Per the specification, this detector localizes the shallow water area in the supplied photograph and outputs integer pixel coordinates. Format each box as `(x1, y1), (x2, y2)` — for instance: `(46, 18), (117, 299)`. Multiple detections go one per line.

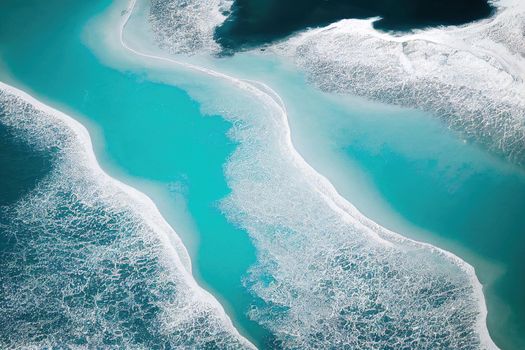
(118, 5), (499, 346)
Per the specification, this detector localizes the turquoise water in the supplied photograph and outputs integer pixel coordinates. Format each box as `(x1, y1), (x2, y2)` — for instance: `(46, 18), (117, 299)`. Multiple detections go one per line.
(0, 0), (269, 346)
(1, 0), (524, 349)
(209, 53), (525, 349)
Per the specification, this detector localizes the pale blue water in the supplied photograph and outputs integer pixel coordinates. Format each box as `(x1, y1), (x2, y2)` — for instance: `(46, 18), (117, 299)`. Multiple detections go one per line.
(0, 0), (524, 349)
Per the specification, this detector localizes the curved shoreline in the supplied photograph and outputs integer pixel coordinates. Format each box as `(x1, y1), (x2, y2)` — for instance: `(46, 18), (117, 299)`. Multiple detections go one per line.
(0, 80), (256, 349)
(119, 0), (498, 348)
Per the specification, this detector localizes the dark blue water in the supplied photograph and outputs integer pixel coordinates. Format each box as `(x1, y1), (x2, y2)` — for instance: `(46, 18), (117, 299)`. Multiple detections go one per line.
(215, 0), (493, 50)
(0, 123), (53, 206)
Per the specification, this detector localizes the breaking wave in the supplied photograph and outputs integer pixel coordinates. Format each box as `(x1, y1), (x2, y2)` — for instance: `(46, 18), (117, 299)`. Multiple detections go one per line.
(0, 82), (254, 349)
(270, 0), (525, 166)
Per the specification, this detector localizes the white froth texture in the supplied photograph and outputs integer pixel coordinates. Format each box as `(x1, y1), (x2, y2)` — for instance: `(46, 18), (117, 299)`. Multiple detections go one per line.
(271, 0), (525, 166)
(221, 101), (493, 349)
(149, 0), (232, 55)
(140, 0), (498, 345)
(0, 86), (253, 349)
(164, 73), (496, 348)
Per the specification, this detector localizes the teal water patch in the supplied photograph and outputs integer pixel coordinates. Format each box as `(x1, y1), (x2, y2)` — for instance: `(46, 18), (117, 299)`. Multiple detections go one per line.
(0, 0), (270, 346)
(0, 122), (53, 206)
(208, 52), (525, 349)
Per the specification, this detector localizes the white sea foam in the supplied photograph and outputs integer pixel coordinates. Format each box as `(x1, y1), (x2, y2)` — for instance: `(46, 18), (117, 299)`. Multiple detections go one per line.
(82, 0), (499, 347)
(149, 0), (232, 54)
(270, 0), (525, 166)
(0, 81), (254, 349)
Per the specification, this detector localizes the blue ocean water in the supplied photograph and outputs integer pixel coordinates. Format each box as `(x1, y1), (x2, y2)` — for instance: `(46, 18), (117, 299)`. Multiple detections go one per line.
(214, 0), (493, 50)
(0, 0), (523, 349)
(0, 123), (53, 206)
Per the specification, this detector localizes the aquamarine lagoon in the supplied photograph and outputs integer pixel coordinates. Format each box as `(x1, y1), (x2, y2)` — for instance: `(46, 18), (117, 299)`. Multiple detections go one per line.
(0, 0), (524, 349)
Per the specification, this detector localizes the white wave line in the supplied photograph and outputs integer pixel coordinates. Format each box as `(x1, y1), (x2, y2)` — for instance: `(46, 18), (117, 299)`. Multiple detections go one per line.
(119, 0), (498, 348)
(0, 80), (257, 349)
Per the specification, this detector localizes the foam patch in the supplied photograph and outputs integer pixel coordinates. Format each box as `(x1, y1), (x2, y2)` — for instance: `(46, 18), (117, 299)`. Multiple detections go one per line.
(149, 0), (232, 54)
(271, 0), (525, 165)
